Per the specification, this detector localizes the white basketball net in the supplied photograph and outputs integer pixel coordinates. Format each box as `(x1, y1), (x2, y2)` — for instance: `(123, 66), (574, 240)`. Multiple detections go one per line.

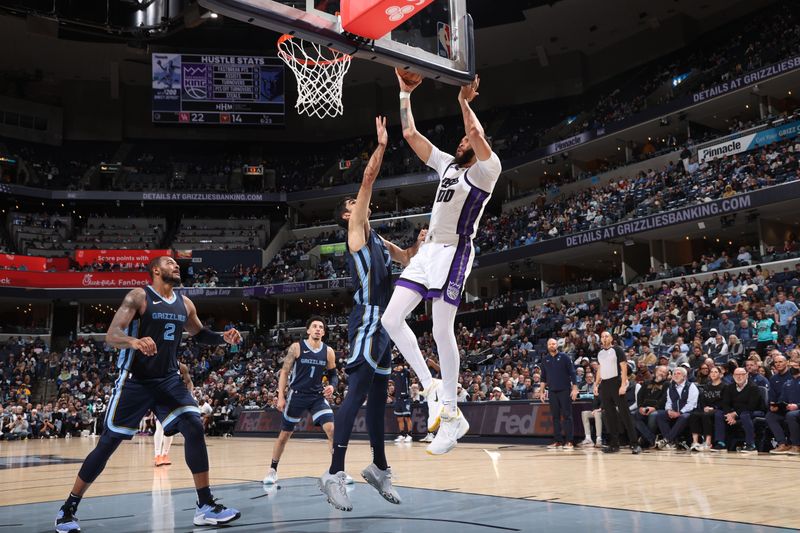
(278, 35), (352, 119)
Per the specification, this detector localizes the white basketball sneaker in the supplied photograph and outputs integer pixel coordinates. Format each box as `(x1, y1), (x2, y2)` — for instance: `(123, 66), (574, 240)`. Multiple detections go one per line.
(262, 468), (278, 485)
(420, 379), (443, 432)
(426, 407), (469, 455)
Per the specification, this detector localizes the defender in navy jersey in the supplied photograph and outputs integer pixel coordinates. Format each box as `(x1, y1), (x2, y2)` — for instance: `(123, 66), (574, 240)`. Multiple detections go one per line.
(392, 363), (413, 442)
(262, 316), (337, 485)
(320, 117), (426, 512)
(55, 256), (241, 533)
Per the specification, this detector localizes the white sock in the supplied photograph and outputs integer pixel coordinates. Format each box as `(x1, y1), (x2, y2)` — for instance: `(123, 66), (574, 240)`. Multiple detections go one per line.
(432, 298), (459, 407)
(162, 435), (173, 456)
(381, 286), (433, 390)
(153, 421), (164, 457)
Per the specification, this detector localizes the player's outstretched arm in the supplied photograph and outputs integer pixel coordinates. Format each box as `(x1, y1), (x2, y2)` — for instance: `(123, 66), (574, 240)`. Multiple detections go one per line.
(182, 296), (240, 345)
(106, 288), (155, 354)
(396, 68), (434, 163)
(348, 116), (388, 252)
(381, 228), (427, 268)
(458, 75), (492, 162)
(277, 343), (300, 411)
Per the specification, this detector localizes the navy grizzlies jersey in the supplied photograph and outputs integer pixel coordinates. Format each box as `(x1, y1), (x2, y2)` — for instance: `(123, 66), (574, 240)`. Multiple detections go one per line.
(346, 229), (392, 309)
(118, 286), (187, 379)
(392, 368), (410, 397)
(289, 340), (329, 394)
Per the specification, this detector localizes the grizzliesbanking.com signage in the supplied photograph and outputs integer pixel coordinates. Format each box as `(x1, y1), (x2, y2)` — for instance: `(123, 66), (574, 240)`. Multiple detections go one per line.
(692, 55), (800, 103)
(476, 180), (800, 268)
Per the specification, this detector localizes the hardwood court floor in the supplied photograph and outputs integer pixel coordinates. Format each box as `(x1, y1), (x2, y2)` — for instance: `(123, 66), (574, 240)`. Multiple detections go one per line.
(0, 436), (797, 531)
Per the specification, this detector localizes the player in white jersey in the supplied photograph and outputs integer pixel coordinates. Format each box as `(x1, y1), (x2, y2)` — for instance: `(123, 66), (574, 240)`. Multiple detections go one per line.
(381, 70), (502, 455)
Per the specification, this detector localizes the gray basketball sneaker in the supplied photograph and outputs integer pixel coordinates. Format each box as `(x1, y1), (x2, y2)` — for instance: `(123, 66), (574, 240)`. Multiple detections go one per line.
(361, 464), (401, 504)
(319, 471), (353, 511)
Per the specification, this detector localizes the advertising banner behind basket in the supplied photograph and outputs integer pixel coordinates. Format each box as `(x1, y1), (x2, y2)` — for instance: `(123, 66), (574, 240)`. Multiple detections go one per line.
(0, 271), (150, 288)
(74, 249), (172, 267)
(698, 119), (800, 163)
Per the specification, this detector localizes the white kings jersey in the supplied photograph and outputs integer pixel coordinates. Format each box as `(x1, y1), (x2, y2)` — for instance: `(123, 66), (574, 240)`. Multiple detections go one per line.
(426, 146), (502, 241)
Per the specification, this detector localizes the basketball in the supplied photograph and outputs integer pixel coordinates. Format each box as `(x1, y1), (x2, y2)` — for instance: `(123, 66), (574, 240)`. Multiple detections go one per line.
(397, 69), (423, 89)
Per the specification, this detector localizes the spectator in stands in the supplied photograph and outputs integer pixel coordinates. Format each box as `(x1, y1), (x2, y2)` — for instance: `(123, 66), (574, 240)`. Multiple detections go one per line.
(579, 392), (603, 448)
(728, 335), (744, 362)
(689, 365), (725, 451)
(634, 365), (668, 448)
(736, 319), (754, 343)
(713, 367), (763, 453)
(667, 346), (688, 370)
(766, 354), (799, 454)
(745, 358), (770, 389)
(755, 309), (777, 355)
(655, 367), (700, 450)
(774, 292), (799, 339)
(489, 387), (509, 401)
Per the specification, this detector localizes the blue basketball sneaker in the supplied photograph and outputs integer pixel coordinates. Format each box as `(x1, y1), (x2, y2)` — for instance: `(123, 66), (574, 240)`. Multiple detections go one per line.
(54, 504), (80, 533)
(193, 499), (241, 526)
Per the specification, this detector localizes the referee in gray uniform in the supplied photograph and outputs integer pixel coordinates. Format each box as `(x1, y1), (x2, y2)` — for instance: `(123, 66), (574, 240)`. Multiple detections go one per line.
(594, 331), (641, 454)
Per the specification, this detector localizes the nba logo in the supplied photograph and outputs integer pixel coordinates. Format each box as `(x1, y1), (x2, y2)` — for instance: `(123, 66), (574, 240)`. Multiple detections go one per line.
(220, 113), (231, 123)
(437, 22), (451, 59)
(179, 112), (189, 122)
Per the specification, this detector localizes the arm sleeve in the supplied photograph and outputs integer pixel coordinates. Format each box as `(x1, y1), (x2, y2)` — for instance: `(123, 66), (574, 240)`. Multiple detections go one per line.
(539, 362), (548, 383)
(466, 151), (502, 192)
(665, 391), (674, 412)
(425, 146), (456, 179)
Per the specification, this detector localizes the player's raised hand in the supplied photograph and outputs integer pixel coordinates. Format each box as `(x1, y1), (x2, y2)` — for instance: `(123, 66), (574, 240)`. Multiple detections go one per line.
(133, 337), (157, 356)
(223, 328), (242, 345)
(376, 116), (388, 147)
(416, 228), (427, 245)
(396, 68), (422, 92)
(459, 74), (480, 103)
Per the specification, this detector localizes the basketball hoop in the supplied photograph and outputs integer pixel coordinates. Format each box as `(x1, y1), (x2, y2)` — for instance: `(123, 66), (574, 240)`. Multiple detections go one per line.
(277, 34), (352, 119)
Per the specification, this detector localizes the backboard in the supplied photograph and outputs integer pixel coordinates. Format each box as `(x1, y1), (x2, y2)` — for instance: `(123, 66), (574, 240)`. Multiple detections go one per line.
(197, 0), (475, 85)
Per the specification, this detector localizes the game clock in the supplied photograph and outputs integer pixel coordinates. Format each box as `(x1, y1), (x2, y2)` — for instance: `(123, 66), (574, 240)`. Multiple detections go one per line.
(152, 53), (285, 126)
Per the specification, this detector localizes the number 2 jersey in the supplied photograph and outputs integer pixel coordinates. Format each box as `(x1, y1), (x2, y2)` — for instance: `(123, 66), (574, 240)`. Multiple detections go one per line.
(425, 145), (502, 241)
(117, 285), (187, 379)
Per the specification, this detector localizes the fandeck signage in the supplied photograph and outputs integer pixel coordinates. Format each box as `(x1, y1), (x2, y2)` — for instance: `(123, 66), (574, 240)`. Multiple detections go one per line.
(0, 271), (150, 288)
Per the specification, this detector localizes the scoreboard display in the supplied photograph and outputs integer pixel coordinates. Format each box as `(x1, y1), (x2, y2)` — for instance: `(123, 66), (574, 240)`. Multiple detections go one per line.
(152, 53), (285, 125)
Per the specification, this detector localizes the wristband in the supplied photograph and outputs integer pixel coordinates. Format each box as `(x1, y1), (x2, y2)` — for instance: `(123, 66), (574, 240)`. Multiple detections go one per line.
(325, 368), (339, 389)
(399, 91), (410, 100)
(194, 327), (225, 345)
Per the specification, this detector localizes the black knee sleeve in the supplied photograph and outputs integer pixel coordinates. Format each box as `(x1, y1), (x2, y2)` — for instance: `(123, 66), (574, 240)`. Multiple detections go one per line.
(78, 434), (123, 484)
(177, 415), (209, 474)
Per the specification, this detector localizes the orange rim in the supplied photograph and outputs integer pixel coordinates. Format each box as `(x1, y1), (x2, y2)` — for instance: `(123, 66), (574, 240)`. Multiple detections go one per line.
(277, 34), (351, 67)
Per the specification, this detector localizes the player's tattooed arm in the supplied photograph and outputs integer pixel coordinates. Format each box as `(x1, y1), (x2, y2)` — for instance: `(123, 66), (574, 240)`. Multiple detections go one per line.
(457, 74), (492, 161)
(277, 342), (299, 411)
(106, 288), (156, 354)
(396, 68), (434, 163)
